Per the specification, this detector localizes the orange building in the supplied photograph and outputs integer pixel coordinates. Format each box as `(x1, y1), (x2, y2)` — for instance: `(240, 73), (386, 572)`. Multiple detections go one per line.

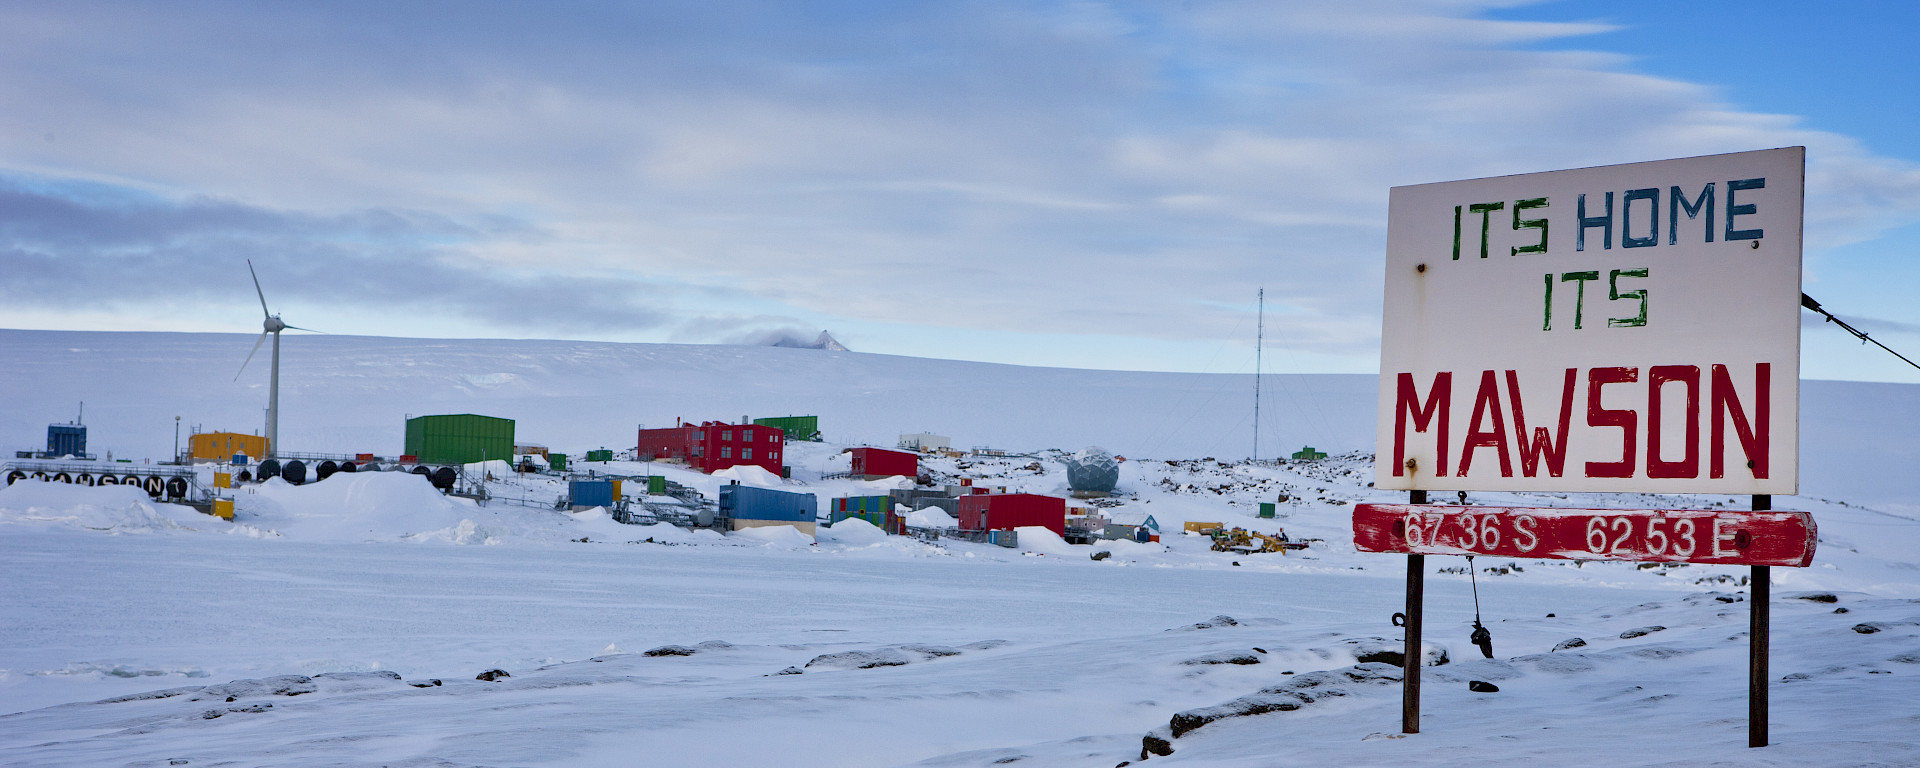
(189, 432), (269, 461)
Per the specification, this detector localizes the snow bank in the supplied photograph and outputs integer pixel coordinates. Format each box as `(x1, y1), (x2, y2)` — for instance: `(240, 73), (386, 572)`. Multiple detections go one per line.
(711, 465), (785, 487)
(240, 473), (482, 543)
(1014, 526), (1080, 556)
(819, 517), (888, 545)
(0, 481), (205, 534)
(730, 524), (816, 548)
(906, 507), (958, 529)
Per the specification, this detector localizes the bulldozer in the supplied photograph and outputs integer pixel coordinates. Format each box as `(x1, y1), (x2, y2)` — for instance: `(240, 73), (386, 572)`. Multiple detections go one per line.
(1208, 526), (1306, 555)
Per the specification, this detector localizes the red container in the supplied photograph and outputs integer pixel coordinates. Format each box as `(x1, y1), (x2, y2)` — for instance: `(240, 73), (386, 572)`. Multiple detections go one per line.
(356, 453), (376, 462)
(398, 455), (419, 464)
(849, 447), (918, 478)
(958, 493), (1066, 536)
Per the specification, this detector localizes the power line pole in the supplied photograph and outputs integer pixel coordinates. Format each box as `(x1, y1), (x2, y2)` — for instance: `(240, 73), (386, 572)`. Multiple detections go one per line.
(1254, 287), (1264, 462)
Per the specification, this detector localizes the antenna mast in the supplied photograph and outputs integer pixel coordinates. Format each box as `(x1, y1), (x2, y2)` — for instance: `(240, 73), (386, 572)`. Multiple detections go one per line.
(1254, 288), (1263, 462)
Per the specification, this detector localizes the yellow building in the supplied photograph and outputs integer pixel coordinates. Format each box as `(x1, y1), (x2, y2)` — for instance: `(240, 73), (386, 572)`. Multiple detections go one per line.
(189, 432), (269, 461)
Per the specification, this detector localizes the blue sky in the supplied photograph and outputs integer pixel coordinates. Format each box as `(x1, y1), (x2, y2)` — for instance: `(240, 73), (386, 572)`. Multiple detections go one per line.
(0, 0), (1916, 382)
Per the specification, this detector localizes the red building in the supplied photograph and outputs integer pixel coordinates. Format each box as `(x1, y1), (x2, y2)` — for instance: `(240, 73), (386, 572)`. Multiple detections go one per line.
(637, 421), (784, 475)
(849, 447), (918, 479)
(957, 493), (1066, 536)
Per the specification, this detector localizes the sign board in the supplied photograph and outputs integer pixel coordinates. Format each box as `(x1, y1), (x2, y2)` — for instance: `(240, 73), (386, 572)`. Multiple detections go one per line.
(1375, 148), (1803, 494)
(1352, 503), (1816, 567)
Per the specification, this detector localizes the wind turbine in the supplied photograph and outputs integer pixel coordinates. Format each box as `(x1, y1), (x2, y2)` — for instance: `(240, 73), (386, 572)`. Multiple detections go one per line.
(234, 260), (318, 458)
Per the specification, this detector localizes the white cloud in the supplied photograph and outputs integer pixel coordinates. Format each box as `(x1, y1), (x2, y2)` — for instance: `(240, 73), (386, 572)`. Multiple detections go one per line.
(0, 0), (1916, 373)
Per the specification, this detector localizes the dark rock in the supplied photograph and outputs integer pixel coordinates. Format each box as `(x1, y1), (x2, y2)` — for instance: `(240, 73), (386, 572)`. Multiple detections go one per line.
(1181, 651), (1262, 666)
(901, 644), (964, 659)
(1795, 592), (1839, 603)
(96, 687), (205, 704)
(1468, 680), (1500, 692)
(408, 679), (442, 688)
(1172, 616), (1240, 631)
(316, 670), (402, 681)
(806, 649), (911, 669)
(1553, 638), (1587, 651)
(1853, 623), (1886, 635)
(1620, 626), (1667, 639)
(773, 666), (804, 675)
(1252, 647), (1267, 654)
(1091, 550), (1113, 561)
(476, 669), (511, 681)
(1141, 733), (1174, 759)
(1835, 607), (1851, 614)
(187, 675), (314, 702)
(644, 645), (697, 657)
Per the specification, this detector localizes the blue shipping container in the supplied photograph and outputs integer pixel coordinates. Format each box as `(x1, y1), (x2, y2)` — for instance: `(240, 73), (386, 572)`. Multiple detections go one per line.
(570, 480), (614, 508)
(47, 425), (85, 457)
(721, 485), (817, 522)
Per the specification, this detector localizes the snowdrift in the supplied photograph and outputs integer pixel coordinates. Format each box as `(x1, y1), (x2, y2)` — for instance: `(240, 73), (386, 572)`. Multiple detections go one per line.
(0, 481), (205, 534)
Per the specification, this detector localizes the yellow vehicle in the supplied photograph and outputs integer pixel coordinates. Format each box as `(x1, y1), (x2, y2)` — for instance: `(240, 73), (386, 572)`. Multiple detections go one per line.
(1209, 526), (1305, 554)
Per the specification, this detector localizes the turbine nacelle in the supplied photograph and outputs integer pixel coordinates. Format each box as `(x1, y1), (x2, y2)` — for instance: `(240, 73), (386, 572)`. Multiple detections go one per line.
(264, 315), (287, 334)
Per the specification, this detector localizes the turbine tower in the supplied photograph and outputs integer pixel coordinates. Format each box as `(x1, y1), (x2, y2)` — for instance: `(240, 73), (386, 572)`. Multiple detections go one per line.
(235, 260), (315, 458)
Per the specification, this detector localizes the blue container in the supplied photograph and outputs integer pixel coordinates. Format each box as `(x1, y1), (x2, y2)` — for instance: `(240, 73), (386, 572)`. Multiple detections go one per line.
(721, 485), (817, 522)
(570, 480), (615, 508)
(47, 424), (86, 457)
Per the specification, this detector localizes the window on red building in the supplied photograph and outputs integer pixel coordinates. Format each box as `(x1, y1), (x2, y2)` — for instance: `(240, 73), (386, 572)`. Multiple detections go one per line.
(722, 446), (732, 459)
(723, 430), (732, 441)
(744, 448), (753, 460)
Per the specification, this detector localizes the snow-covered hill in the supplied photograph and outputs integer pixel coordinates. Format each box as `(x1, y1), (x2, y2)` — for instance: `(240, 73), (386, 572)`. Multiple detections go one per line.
(1, 329), (1913, 509)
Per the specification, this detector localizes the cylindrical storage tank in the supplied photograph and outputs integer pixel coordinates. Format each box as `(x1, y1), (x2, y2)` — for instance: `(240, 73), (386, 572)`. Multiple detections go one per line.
(237, 469), (253, 482)
(359, 463), (380, 473)
(430, 467), (457, 491)
(317, 460), (339, 481)
(76, 473), (94, 486)
(53, 472), (73, 484)
(31, 472), (49, 482)
(97, 474), (118, 486)
(281, 460), (307, 485)
(165, 477), (188, 499)
(410, 465), (432, 478)
(339, 462), (358, 474)
(123, 474), (142, 487)
(143, 476), (165, 497)
(257, 459), (282, 482)
(5, 470), (24, 485)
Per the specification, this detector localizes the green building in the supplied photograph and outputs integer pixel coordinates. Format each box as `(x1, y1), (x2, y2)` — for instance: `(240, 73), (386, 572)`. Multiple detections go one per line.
(405, 414), (515, 465)
(753, 415), (821, 441)
(1291, 445), (1328, 461)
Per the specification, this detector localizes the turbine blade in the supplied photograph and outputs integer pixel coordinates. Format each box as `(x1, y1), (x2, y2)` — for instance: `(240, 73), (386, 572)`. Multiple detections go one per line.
(247, 259), (271, 318)
(235, 331), (269, 381)
(281, 324), (326, 334)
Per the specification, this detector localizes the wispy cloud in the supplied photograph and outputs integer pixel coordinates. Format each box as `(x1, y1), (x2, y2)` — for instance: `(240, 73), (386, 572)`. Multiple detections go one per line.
(0, 0), (1915, 370)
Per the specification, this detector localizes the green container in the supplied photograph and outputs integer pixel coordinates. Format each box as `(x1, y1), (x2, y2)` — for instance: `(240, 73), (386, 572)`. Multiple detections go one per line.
(548, 453), (567, 471)
(1258, 502), (1276, 518)
(404, 414), (515, 465)
(647, 475), (666, 494)
(752, 415), (820, 441)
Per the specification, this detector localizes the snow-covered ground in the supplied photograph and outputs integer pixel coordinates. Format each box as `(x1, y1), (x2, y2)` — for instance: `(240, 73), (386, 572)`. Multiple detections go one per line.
(1, 330), (1917, 766)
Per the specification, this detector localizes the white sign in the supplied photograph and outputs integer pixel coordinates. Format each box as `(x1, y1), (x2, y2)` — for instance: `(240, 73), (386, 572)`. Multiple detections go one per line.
(1375, 148), (1802, 494)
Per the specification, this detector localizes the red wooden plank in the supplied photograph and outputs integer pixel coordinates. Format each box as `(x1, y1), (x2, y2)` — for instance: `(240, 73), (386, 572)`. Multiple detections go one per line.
(1353, 504), (1816, 567)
